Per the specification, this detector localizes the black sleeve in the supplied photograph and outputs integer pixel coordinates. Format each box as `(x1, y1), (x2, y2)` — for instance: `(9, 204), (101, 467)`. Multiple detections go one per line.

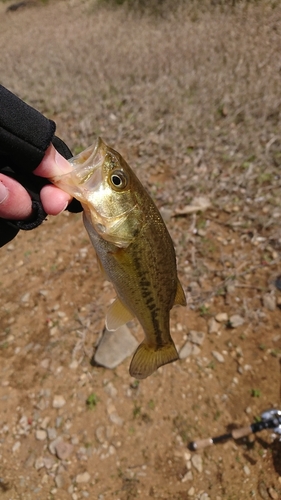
(0, 85), (56, 173)
(0, 85), (82, 248)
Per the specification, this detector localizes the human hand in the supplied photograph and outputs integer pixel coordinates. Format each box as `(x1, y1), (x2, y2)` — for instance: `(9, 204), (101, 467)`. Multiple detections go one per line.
(0, 144), (73, 220)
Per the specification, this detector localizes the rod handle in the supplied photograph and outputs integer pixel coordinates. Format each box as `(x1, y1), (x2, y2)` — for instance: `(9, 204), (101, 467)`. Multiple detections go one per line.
(189, 438), (213, 451)
(232, 425), (252, 440)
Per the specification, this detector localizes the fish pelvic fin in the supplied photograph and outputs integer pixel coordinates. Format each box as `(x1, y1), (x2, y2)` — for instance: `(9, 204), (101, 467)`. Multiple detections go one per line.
(129, 341), (179, 380)
(174, 278), (186, 306)
(106, 297), (135, 331)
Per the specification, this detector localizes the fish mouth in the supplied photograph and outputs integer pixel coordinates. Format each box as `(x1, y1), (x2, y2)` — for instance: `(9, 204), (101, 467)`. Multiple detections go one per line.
(50, 137), (106, 201)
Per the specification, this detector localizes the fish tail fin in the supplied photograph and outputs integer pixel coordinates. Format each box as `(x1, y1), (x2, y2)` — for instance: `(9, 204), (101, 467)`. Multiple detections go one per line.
(129, 341), (179, 380)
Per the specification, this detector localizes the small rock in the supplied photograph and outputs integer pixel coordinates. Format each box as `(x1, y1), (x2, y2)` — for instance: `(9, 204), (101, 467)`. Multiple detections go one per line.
(50, 326), (58, 336)
(55, 474), (64, 488)
(77, 446), (87, 461)
(108, 445), (116, 455)
(175, 196), (211, 215)
(41, 474), (49, 485)
(106, 426), (114, 440)
(36, 399), (46, 411)
(36, 429), (47, 441)
(44, 457), (55, 469)
(191, 454), (203, 473)
(229, 315), (244, 328)
(12, 441), (21, 453)
(226, 282), (236, 295)
(69, 359), (79, 369)
(181, 471), (193, 483)
(215, 312), (228, 322)
(258, 481), (269, 500)
(21, 292), (30, 303)
(40, 417), (50, 429)
(96, 426), (106, 444)
(40, 359), (50, 369)
(76, 471), (91, 483)
(107, 402), (124, 426)
(34, 457), (45, 471)
(71, 435), (79, 445)
(188, 330), (205, 346)
(179, 341), (193, 359)
(25, 453), (35, 468)
(188, 281), (201, 297)
(199, 494), (210, 500)
(104, 382), (117, 398)
(243, 465), (250, 476)
(192, 345), (201, 356)
(56, 417), (63, 428)
(208, 317), (220, 334)
(49, 436), (63, 455)
(262, 293), (276, 312)
(55, 440), (73, 460)
(109, 412), (124, 426)
(187, 486), (195, 496)
(159, 207), (173, 223)
(52, 395), (66, 409)
(47, 428), (57, 441)
(268, 487), (278, 500)
(212, 351), (225, 363)
(94, 326), (138, 369)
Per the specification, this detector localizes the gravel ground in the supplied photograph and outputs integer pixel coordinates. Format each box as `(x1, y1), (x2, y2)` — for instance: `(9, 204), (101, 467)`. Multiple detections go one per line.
(0, 1), (281, 499)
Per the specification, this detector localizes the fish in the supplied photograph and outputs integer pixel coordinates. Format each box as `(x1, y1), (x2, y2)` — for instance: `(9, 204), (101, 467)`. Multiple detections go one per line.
(50, 138), (186, 379)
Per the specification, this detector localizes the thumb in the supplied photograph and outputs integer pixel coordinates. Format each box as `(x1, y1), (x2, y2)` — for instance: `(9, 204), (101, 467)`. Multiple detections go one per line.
(34, 144), (73, 179)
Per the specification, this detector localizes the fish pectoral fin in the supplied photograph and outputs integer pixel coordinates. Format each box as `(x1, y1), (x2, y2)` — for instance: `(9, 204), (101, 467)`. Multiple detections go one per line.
(105, 297), (135, 331)
(174, 278), (186, 306)
(129, 341), (179, 380)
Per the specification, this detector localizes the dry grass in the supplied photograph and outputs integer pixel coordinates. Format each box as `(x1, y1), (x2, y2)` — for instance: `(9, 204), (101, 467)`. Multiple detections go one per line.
(1, 0), (280, 250)
(2, 0), (281, 161)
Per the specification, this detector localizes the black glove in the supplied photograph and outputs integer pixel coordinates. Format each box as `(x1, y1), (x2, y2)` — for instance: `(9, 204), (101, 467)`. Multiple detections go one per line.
(0, 85), (82, 247)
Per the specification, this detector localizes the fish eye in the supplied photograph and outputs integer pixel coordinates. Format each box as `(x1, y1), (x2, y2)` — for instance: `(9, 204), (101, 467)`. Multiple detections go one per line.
(110, 170), (127, 189)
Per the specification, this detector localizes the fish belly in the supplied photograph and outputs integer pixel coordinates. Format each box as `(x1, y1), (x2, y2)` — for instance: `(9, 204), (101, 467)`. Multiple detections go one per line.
(83, 211), (179, 378)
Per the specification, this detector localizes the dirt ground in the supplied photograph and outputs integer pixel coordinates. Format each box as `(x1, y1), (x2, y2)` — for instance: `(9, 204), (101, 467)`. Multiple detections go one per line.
(1, 1), (281, 499)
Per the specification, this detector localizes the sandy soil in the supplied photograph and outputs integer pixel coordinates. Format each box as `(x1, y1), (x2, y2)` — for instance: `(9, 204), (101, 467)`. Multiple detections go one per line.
(0, 1), (281, 499)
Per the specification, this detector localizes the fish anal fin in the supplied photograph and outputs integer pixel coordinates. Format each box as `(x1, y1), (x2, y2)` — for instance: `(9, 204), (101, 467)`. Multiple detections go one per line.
(174, 278), (186, 306)
(106, 297), (135, 331)
(129, 341), (179, 380)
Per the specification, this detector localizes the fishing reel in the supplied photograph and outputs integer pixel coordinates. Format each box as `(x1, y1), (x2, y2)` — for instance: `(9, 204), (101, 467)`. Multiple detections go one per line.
(260, 408), (281, 435)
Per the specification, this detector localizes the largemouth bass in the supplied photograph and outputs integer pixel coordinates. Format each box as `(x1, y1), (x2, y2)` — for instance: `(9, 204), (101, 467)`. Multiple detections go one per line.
(50, 138), (186, 379)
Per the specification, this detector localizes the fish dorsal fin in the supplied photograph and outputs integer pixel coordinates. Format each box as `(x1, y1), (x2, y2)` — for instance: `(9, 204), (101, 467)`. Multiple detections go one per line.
(129, 341), (179, 380)
(174, 278), (186, 306)
(106, 297), (135, 331)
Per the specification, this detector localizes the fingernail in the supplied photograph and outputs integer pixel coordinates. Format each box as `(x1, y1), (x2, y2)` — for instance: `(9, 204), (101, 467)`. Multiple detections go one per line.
(55, 151), (71, 174)
(0, 181), (8, 204)
(57, 201), (69, 215)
